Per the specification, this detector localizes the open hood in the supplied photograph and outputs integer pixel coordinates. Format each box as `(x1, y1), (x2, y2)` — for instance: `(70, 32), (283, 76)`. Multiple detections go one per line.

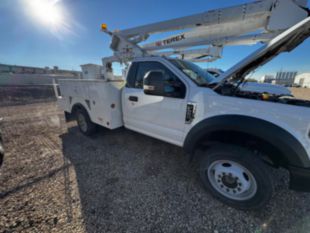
(205, 69), (292, 96)
(215, 16), (310, 86)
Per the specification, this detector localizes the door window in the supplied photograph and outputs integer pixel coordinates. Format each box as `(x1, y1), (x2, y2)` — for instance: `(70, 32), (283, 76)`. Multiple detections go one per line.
(127, 61), (186, 98)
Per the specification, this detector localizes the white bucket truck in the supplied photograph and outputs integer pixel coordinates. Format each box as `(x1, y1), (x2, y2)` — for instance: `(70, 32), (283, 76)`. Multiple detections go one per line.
(55, 0), (310, 209)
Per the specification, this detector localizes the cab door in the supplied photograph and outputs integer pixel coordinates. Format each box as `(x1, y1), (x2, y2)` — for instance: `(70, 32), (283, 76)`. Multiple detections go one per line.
(122, 61), (188, 146)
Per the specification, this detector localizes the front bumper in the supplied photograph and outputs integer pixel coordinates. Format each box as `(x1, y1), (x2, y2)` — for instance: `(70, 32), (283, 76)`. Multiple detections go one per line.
(289, 166), (310, 192)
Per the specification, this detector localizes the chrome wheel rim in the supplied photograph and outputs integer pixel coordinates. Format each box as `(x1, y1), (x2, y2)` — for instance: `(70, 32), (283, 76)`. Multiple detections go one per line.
(207, 160), (257, 201)
(77, 113), (87, 132)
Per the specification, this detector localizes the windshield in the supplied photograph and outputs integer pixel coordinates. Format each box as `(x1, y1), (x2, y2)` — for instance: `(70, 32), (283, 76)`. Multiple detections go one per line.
(170, 59), (216, 86)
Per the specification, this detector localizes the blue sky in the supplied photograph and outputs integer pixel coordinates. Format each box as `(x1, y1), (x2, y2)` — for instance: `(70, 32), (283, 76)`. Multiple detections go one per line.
(0, 0), (310, 79)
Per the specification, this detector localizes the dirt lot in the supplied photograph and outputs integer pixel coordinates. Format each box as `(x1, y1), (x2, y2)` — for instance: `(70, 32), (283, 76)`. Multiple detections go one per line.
(0, 100), (310, 233)
(291, 87), (310, 100)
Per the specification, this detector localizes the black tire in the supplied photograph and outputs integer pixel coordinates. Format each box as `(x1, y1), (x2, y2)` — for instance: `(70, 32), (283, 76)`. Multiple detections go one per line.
(199, 144), (273, 210)
(76, 108), (97, 136)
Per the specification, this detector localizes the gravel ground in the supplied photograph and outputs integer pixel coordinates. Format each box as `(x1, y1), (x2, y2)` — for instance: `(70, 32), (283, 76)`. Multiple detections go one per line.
(0, 102), (310, 233)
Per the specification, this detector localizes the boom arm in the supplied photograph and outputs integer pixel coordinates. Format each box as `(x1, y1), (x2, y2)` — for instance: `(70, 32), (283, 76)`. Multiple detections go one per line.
(102, 0), (309, 64)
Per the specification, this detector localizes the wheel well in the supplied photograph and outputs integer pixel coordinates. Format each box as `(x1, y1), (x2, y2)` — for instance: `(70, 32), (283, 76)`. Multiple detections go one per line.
(197, 131), (288, 167)
(71, 103), (87, 117)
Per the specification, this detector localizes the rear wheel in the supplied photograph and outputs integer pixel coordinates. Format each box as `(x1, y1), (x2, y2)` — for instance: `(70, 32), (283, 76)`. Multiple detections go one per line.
(76, 108), (97, 136)
(199, 144), (273, 210)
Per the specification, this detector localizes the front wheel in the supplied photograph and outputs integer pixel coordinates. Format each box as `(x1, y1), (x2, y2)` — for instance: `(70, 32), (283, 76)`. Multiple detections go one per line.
(199, 144), (273, 210)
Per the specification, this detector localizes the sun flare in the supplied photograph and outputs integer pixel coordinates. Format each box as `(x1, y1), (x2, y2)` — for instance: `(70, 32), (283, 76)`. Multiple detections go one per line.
(26, 0), (63, 27)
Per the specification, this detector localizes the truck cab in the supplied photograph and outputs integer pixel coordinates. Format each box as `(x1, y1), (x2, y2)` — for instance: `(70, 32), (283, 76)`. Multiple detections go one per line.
(123, 56), (193, 146)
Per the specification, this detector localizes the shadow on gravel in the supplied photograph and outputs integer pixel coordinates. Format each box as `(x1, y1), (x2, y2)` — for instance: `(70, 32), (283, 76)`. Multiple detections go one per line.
(60, 126), (310, 233)
(0, 165), (71, 199)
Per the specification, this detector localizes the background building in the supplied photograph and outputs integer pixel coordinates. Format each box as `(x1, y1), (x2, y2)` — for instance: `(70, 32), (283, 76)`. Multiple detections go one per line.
(261, 75), (275, 83)
(0, 63), (80, 77)
(0, 63), (81, 86)
(295, 73), (310, 88)
(274, 71), (298, 86)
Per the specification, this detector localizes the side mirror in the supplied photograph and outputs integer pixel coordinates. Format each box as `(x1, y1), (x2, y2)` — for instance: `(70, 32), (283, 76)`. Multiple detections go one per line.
(143, 70), (165, 96)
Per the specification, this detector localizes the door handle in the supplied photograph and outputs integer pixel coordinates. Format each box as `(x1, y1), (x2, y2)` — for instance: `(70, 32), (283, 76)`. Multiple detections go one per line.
(129, 96), (138, 102)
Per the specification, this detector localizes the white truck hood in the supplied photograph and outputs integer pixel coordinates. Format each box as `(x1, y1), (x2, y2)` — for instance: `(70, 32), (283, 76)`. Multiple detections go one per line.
(211, 79), (292, 96)
(239, 82), (292, 96)
(206, 69), (292, 96)
(214, 17), (310, 87)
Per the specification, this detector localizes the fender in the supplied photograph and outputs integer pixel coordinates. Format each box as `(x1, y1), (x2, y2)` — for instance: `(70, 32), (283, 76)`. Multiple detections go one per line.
(183, 115), (310, 168)
(71, 102), (88, 114)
